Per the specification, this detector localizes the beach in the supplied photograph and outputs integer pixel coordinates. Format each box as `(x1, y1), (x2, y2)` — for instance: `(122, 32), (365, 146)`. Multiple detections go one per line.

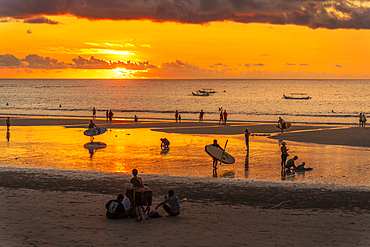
(1, 116), (370, 246)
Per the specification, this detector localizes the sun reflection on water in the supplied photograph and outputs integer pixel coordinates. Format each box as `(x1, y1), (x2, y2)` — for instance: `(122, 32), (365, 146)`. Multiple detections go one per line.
(1, 125), (370, 187)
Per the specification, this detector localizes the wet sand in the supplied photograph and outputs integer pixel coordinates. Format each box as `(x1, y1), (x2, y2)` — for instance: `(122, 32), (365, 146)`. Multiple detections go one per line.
(1, 116), (370, 246)
(1, 167), (370, 246)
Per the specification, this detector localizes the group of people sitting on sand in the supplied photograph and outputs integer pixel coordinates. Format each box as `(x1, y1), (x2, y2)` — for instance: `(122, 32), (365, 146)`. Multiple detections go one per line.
(105, 169), (180, 221)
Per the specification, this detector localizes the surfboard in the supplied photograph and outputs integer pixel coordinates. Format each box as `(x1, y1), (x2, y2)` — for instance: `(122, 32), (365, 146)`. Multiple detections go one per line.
(84, 127), (107, 136)
(84, 142), (107, 149)
(277, 122), (291, 129)
(205, 145), (235, 164)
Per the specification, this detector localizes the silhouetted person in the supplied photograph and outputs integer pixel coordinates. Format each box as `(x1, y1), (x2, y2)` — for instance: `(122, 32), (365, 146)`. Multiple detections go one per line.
(6, 117), (11, 131)
(92, 108), (96, 119)
(109, 110), (114, 122)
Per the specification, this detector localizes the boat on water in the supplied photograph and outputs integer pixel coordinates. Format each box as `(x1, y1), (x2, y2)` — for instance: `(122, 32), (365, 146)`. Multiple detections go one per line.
(198, 89), (216, 94)
(283, 93), (311, 100)
(192, 92), (210, 96)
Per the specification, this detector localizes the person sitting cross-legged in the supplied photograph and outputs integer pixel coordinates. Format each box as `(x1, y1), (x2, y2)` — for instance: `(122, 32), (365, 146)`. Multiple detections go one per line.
(155, 190), (180, 217)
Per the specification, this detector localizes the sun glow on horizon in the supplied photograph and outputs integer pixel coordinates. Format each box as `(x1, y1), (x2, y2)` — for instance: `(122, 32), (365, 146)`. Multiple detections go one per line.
(0, 14), (370, 79)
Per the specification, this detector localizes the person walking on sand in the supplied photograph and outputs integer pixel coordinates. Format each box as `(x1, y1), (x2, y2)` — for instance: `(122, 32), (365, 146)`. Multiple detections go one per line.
(209, 139), (223, 169)
(130, 169), (144, 222)
(199, 109), (204, 122)
(106, 110), (109, 122)
(155, 190), (180, 217)
(362, 113), (367, 127)
(219, 110), (223, 125)
(108, 110), (114, 122)
(281, 142), (289, 169)
(175, 110), (179, 122)
(359, 113), (363, 127)
(92, 108), (96, 119)
(223, 110), (228, 125)
(278, 117), (286, 133)
(245, 129), (250, 152)
(6, 117), (11, 131)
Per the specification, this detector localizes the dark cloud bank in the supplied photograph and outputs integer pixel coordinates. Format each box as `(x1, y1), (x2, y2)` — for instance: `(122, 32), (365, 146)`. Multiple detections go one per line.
(0, 0), (369, 29)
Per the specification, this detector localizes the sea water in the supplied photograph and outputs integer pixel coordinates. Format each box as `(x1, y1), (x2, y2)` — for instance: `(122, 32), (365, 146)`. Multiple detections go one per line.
(0, 79), (369, 124)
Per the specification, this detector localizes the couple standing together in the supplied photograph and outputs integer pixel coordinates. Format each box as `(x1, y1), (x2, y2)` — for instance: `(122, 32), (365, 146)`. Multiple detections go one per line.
(219, 109), (228, 125)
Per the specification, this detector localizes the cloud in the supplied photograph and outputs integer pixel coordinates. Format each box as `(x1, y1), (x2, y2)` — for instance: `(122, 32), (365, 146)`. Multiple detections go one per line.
(1, 0), (370, 29)
(72, 56), (110, 69)
(22, 54), (69, 69)
(300, 63), (309, 66)
(23, 16), (60, 24)
(334, 64), (343, 67)
(111, 60), (158, 70)
(245, 63), (265, 67)
(0, 54), (24, 68)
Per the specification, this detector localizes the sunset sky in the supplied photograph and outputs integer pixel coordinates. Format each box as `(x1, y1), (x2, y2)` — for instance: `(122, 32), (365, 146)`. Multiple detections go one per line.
(1, 0), (370, 79)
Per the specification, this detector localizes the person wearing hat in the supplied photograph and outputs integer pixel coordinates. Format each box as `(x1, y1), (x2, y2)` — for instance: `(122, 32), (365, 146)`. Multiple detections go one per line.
(285, 156), (298, 170)
(280, 142), (289, 168)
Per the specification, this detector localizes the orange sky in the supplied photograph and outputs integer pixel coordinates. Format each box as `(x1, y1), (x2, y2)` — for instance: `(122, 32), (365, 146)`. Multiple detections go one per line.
(1, 3), (370, 79)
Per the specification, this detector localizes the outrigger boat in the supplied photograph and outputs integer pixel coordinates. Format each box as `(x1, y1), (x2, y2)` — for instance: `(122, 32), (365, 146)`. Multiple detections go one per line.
(192, 92), (210, 96)
(198, 89), (216, 94)
(283, 93), (311, 100)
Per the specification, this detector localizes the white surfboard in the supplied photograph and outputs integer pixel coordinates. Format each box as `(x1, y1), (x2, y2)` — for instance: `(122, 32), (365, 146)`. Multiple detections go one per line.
(84, 127), (107, 136)
(205, 145), (235, 164)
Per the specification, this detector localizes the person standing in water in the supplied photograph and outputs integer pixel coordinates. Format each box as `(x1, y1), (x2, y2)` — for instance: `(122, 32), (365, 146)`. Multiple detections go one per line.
(245, 129), (250, 153)
(210, 139), (223, 169)
(6, 117), (11, 131)
(281, 142), (289, 169)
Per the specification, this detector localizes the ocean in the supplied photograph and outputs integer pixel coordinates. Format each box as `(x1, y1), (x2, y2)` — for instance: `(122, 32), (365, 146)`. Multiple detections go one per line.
(0, 79), (369, 124)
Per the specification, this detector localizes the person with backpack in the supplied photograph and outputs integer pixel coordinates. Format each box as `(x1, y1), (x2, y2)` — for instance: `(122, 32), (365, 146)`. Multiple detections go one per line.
(155, 190), (180, 217)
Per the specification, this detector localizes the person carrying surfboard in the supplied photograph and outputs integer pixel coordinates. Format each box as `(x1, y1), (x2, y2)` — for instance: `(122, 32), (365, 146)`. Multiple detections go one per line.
(211, 140), (223, 169)
(88, 120), (97, 129)
(277, 117), (286, 133)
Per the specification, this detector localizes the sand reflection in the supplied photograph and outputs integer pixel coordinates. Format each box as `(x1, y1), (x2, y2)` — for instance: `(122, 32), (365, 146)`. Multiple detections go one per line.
(1, 126), (370, 186)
